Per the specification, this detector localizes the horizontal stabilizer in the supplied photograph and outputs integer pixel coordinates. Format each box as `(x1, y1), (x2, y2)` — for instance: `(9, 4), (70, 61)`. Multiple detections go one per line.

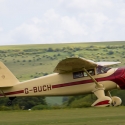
(0, 62), (19, 87)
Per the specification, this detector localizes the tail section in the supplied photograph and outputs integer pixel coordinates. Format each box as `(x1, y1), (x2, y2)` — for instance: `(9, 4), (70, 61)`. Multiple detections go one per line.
(0, 62), (19, 87)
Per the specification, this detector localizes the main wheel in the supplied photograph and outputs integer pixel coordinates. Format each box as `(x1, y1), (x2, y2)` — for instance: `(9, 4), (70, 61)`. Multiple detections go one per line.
(112, 96), (122, 106)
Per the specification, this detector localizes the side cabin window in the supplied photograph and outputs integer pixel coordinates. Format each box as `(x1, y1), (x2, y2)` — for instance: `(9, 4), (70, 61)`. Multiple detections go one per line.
(73, 69), (95, 79)
(73, 71), (84, 79)
(96, 65), (111, 74)
(87, 69), (95, 76)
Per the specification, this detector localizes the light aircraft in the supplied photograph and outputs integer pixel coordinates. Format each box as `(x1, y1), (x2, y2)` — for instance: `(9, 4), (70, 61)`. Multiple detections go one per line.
(0, 57), (124, 107)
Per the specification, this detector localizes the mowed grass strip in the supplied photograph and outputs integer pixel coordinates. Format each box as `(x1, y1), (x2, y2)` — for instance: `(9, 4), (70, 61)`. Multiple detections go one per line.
(0, 107), (125, 125)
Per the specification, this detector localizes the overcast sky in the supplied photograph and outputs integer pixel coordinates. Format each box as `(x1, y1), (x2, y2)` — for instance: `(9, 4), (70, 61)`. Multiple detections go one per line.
(0, 0), (125, 45)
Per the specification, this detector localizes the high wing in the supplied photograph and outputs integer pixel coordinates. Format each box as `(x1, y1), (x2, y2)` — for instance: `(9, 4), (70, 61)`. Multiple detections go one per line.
(53, 57), (97, 73)
(54, 57), (121, 73)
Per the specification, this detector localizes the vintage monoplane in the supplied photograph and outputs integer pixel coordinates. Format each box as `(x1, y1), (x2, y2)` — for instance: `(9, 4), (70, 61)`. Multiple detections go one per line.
(0, 57), (124, 107)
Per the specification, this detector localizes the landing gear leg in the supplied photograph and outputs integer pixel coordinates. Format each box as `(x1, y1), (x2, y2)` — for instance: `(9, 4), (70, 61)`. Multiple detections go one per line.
(92, 88), (112, 107)
(7, 97), (16, 106)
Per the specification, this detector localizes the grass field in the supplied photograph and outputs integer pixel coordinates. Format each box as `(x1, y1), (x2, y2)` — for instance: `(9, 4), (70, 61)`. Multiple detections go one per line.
(0, 107), (125, 125)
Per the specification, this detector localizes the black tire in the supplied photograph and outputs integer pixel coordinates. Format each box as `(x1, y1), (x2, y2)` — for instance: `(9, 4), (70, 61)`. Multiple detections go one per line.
(7, 101), (12, 106)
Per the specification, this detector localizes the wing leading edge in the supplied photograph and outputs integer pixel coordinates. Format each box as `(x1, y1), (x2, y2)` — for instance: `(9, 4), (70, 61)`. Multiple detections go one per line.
(53, 57), (97, 73)
(54, 57), (121, 74)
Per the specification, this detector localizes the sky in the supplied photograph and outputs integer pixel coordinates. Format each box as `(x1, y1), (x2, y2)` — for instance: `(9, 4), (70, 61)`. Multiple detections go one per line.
(0, 0), (125, 45)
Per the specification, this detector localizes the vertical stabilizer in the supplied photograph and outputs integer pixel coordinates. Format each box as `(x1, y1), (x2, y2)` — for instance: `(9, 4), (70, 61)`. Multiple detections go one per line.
(0, 62), (19, 87)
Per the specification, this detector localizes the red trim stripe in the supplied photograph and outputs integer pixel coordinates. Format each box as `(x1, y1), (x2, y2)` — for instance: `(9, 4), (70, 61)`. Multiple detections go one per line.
(5, 90), (24, 95)
(52, 68), (125, 89)
(52, 79), (93, 89)
(94, 100), (110, 106)
(0, 90), (24, 96)
(0, 68), (125, 97)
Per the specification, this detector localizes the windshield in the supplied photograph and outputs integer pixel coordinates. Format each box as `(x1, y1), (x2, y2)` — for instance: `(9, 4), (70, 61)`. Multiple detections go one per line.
(96, 65), (111, 74)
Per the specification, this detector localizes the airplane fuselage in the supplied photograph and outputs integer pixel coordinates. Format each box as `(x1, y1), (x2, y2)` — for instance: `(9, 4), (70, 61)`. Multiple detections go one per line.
(1, 67), (125, 98)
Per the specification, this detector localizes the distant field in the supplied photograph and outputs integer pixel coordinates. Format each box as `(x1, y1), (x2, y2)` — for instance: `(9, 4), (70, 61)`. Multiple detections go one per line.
(0, 41), (125, 50)
(0, 41), (125, 81)
(0, 107), (125, 125)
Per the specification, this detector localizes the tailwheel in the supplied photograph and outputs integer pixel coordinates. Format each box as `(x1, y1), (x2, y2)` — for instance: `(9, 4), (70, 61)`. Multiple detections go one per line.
(7, 97), (16, 106)
(112, 96), (122, 106)
(7, 100), (13, 106)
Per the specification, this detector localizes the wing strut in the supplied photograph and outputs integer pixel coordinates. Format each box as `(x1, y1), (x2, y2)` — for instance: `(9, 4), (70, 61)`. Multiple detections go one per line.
(0, 89), (6, 97)
(83, 68), (103, 88)
(83, 68), (113, 107)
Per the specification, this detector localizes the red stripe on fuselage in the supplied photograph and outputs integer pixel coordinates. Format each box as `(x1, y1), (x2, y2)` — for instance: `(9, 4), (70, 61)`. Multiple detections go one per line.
(52, 79), (93, 89)
(52, 68), (125, 89)
(52, 73), (115, 89)
(1, 68), (125, 97)
(0, 90), (24, 97)
(5, 90), (24, 95)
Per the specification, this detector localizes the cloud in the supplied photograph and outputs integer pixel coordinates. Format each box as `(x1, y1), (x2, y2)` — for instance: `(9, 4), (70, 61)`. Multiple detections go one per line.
(0, 0), (7, 14)
(9, 23), (45, 44)
(31, 17), (42, 24)
(0, 0), (125, 45)
(61, 16), (87, 35)
(67, 0), (113, 12)
(0, 8), (89, 45)
(116, 8), (125, 25)
(0, 27), (3, 32)
(44, 9), (59, 21)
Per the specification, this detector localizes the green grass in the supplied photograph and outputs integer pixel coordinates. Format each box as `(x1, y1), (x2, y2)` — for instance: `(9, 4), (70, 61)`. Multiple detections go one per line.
(0, 107), (125, 125)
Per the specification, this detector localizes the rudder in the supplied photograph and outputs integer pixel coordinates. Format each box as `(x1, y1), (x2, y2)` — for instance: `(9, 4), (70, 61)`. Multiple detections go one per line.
(0, 62), (19, 87)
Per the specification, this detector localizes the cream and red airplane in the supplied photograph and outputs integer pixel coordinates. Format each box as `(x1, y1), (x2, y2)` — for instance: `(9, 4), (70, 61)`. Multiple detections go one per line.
(0, 57), (124, 107)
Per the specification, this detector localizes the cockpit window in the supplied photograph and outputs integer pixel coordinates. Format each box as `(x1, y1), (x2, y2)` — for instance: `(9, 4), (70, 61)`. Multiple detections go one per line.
(73, 69), (95, 79)
(96, 65), (111, 74)
(73, 71), (84, 79)
(87, 69), (95, 76)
